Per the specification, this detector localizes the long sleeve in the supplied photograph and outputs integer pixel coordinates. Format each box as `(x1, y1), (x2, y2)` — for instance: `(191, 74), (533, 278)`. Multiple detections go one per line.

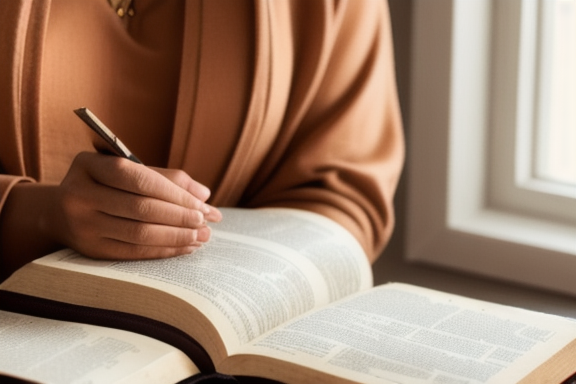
(240, 0), (405, 261)
(0, 0), (50, 220)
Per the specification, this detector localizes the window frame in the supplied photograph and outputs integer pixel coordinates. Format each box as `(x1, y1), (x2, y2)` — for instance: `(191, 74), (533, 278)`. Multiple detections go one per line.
(489, 0), (576, 225)
(405, 0), (576, 296)
(532, 0), (576, 188)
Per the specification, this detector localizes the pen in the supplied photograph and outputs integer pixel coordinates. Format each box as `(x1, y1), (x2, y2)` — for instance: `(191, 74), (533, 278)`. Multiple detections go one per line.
(74, 107), (143, 164)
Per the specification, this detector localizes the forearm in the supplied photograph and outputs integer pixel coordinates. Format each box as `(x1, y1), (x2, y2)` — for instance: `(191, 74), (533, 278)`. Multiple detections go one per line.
(0, 183), (63, 280)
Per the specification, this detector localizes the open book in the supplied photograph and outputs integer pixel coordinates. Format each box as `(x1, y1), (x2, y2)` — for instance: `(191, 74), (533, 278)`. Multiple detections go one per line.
(1, 208), (576, 384)
(0, 310), (200, 384)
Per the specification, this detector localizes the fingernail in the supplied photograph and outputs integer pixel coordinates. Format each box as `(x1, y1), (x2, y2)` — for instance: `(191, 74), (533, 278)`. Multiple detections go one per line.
(200, 203), (211, 215)
(190, 229), (198, 243)
(197, 226), (211, 242)
(205, 205), (223, 222)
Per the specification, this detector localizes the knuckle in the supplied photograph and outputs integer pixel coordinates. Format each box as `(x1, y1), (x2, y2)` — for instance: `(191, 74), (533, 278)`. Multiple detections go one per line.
(132, 170), (151, 192)
(169, 169), (189, 184)
(132, 198), (153, 218)
(108, 155), (130, 170)
(110, 158), (149, 190)
(190, 199), (204, 211)
(127, 223), (150, 243)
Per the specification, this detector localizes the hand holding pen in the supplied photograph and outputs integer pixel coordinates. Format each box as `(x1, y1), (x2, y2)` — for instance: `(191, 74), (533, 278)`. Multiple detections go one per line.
(46, 108), (223, 261)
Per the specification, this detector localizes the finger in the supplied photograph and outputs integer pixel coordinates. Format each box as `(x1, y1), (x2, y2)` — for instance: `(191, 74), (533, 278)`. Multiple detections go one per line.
(70, 208), (203, 249)
(88, 240), (202, 261)
(205, 205), (223, 222)
(151, 167), (211, 202)
(97, 215), (202, 248)
(197, 225), (212, 243)
(85, 155), (208, 213)
(89, 183), (207, 228)
(152, 167), (223, 223)
(62, 213), (205, 261)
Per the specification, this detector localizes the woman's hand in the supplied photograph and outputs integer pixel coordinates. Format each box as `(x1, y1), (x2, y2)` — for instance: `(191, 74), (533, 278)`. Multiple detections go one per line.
(48, 152), (222, 260)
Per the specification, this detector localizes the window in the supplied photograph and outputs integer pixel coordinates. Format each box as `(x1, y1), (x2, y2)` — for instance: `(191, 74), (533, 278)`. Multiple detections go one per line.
(535, 0), (576, 186)
(489, 0), (576, 226)
(405, 0), (576, 296)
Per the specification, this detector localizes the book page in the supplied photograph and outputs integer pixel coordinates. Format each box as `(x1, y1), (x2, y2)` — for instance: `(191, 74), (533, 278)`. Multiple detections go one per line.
(227, 283), (576, 384)
(212, 208), (372, 301)
(0, 310), (198, 384)
(3, 208), (371, 360)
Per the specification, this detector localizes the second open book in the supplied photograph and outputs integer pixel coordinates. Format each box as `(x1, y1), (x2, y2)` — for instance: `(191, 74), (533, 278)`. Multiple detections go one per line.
(1, 208), (575, 384)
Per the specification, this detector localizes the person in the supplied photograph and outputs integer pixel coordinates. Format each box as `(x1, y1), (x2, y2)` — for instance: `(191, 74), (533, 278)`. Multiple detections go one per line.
(0, 0), (404, 282)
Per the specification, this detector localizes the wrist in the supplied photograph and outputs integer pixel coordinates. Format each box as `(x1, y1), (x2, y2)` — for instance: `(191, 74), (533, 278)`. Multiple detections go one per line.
(0, 183), (63, 279)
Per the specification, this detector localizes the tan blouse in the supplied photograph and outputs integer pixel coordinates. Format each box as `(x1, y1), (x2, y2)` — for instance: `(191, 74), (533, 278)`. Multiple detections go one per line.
(40, 0), (186, 170)
(0, 0), (405, 262)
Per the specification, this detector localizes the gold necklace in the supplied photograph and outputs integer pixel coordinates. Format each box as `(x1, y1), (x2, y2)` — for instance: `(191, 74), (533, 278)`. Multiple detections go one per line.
(108, 0), (135, 18)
